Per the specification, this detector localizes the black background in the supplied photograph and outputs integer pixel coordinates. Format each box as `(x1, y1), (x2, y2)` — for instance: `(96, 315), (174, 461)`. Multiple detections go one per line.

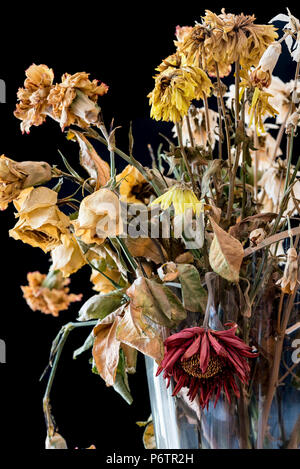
(0, 2), (298, 455)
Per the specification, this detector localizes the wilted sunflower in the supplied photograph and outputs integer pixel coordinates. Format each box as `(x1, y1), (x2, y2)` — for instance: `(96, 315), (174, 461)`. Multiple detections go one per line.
(156, 324), (258, 408)
(203, 9), (278, 69)
(116, 165), (153, 204)
(14, 64), (54, 133)
(151, 184), (203, 216)
(177, 23), (231, 78)
(148, 53), (212, 123)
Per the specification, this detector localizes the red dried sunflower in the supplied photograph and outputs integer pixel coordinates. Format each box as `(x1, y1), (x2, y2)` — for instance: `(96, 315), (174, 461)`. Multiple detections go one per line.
(156, 324), (258, 409)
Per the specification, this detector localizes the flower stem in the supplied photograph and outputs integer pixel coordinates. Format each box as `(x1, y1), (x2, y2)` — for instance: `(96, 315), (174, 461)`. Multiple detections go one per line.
(215, 61), (232, 166)
(185, 113), (195, 149)
(43, 321), (97, 438)
(175, 122), (198, 196)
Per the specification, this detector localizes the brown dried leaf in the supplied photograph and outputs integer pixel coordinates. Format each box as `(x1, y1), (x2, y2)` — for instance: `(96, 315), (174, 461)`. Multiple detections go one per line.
(229, 213), (277, 241)
(116, 304), (164, 362)
(209, 217), (244, 283)
(71, 130), (110, 189)
(175, 252), (194, 264)
(125, 237), (167, 264)
(92, 307), (125, 386)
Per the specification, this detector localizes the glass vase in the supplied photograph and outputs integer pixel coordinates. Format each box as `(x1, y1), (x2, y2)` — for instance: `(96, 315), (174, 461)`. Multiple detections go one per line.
(145, 276), (300, 449)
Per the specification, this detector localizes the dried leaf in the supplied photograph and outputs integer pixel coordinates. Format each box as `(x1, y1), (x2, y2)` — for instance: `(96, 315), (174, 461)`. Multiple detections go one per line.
(209, 217), (244, 283)
(127, 277), (186, 328)
(229, 213), (277, 240)
(157, 262), (179, 282)
(175, 252), (194, 264)
(177, 264), (207, 313)
(121, 343), (138, 374)
(125, 237), (167, 264)
(77, 289), (126, 321)
(143, 422), (156, 449)
(45, 432), (68, 449)
(116, 304), (164, 362)
(71, 130), (110, 189)
(92, 307), (124, 386)
(201, 160), (222, 198)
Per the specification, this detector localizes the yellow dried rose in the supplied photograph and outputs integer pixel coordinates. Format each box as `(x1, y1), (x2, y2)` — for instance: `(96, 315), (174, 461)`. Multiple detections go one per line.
(9, 186), (70, 252)
(14, 64), (54, 133)
(0, 154), (52, 210)
(50, 234), (86, 278)
(72, 188), (123, 245)
(47, 72), (108, 130)
(116, 165), (152, 204)
(21, 271), (82, 317)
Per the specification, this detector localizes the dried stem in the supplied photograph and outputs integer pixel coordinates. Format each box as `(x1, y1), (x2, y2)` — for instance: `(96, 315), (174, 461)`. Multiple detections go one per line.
(215, 61), (232, 166)
(175, 122), (198, 195)
(43, 321), (97, 438)
(185, 113), (195, 149)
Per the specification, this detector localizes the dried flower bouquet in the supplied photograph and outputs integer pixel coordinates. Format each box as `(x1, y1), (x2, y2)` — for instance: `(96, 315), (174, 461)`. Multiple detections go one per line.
(2, 8), (300, 449)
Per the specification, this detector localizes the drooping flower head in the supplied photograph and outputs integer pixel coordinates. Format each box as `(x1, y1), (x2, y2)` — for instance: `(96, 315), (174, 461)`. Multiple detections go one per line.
(151, 183), (203, 216)
(148, 53), (212, 123)
(0, 154), (52, 210)
(157, 324), (258, 408)
(177, 23), (231, 78)
(48, 72), (108, 130)
(239, 69), (278, 134)
(202, 9), (278, 69)
(116, 165), (153, 204)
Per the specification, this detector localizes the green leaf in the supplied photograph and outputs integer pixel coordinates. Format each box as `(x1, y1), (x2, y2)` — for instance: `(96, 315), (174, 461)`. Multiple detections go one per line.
(77, 289), (126, 322)
(58, 149), (82, 181)
(73, 331), (94, 359)
(177, 264), (207, 313)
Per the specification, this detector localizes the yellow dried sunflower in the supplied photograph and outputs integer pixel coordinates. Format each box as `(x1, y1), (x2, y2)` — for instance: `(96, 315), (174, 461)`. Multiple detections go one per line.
(177, 23), (231, 78)
(202, 9), (278, 69)
(148, 53), (212, 123)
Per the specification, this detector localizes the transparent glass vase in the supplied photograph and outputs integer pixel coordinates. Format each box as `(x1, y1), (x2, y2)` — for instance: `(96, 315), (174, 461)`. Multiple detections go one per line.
(145, 277), (300, 449)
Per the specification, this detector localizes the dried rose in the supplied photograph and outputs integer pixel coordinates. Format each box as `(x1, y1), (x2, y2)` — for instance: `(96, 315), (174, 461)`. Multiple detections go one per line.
(9, 187), (70, 252)
(72, 189), (123, 245)
(0, 155), (52, 210)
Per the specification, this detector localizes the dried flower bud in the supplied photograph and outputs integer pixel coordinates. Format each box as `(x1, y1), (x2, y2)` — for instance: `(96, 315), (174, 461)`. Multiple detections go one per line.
(250, 42), (281, 88)
(212, 80), (227, 98)
(286, 110), (300, 134)
(276, 247), (298, 294)
(249, 228), (266, 246)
